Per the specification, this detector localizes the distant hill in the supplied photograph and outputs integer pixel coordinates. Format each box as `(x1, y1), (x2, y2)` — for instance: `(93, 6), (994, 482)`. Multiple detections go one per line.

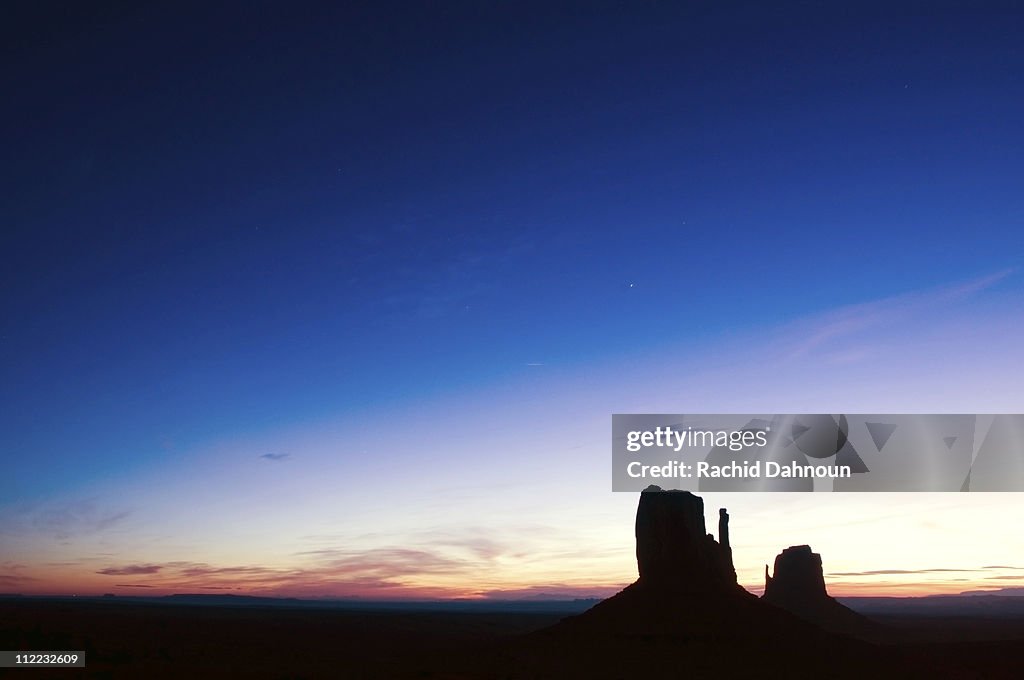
(841, 594), (1024, 618)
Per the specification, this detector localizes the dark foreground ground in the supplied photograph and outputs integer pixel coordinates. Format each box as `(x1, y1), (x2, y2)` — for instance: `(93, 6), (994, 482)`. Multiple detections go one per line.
(2, 599), (1024, 679)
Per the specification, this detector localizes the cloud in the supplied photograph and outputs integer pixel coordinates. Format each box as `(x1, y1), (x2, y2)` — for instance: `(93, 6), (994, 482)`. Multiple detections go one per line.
(944, 268), (1016, 298)
(0, 562), (37, 587)
(828, 565), (1024, 581)
(315, 548), (472, 578)
(0, 574), (38, 587)
(97, 564), (163, 576)
(259, 453), (290, 461)
(90, 548), (485, 598)
(410, 530), (510, 562)
(783, 269), (1015, 361)
(114, 584), (155, 588)
(69, 523), (621, 599)
(828, 568), (983, 576)
(179, 565), (277, 578)
(30, 501), (131, 540)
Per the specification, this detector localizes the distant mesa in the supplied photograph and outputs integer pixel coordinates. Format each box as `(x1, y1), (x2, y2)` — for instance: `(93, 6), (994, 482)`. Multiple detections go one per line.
(763, 544), (876, 638)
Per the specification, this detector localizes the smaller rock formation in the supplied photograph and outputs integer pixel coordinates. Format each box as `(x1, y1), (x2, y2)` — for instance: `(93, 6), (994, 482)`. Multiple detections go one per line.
(763, 545), (875, 639)
(764, 545), (827, 601)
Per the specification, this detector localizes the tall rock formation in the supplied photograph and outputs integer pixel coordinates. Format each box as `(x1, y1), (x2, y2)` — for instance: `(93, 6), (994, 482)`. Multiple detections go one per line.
(763, 545), (876, 638)
(548, 485), (761, 640)
(634, 485), (737, 591)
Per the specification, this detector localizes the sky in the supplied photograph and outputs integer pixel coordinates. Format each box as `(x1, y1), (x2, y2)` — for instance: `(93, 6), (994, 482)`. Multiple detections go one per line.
(2, 1), (1023, 599)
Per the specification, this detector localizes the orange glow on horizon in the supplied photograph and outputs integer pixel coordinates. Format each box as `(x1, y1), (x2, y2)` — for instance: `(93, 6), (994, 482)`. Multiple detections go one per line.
(10, 568), (1019, 601)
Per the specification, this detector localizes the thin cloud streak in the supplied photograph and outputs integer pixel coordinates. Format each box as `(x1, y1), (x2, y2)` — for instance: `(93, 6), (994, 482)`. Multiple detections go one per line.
(828, 568), (984, 576)
(259, 453), (291, 461)
(783, 269), (1015, 361)
(27, 501), (131, 540)
(97, 564), (163, 576)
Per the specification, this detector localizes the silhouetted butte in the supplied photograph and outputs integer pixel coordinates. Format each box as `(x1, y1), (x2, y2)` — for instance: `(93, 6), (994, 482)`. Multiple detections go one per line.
(763, 544), (877, 639)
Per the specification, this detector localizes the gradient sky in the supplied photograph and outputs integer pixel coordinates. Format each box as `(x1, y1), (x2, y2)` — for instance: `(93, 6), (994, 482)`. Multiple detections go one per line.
(2, 2), (1024, 599)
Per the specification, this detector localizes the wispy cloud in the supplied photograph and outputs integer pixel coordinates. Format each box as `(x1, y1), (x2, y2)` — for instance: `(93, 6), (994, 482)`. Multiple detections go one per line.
(314, 548), (473, 578)
(97, 564), (163, 576)
(82, 549), (480, 598)
(944, 269), (1016, 298)
(179, 565), (279, 578)
(0, 574), (38, 587)
(828, 568), (984, 576)
(784, 269), (1016, 361)
(29, 501), (131, 540)
(259, 453), (290, 461)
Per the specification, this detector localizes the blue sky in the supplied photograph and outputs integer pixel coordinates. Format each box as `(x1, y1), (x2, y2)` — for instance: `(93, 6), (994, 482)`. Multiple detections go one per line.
(2, 1), (1023, 596)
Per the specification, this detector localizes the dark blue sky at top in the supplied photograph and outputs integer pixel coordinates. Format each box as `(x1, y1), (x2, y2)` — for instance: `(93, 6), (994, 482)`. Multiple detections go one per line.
(2, 2), (1022, 497)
